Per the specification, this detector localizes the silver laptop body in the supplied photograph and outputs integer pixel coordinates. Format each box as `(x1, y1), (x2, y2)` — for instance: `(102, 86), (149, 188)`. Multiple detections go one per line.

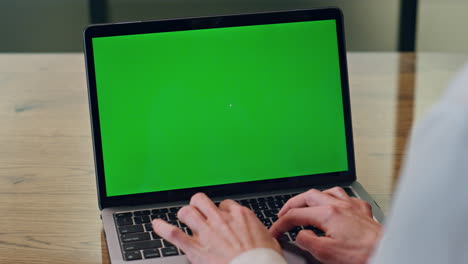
(84, 8), (384, 264)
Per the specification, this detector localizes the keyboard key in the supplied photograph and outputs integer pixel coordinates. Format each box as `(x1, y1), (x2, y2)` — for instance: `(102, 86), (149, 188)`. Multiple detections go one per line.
(144, 223), (153, 232)
(167, 213), (177, 221)
(267, 201), (283, 209)
(303, 226), (326, 236)
(169, 207), (181, 213)
(289, 231), (298, 240)
(143, 248), (161, 259)
(163, 239), (175, 247)
(124, 250), (142, 261)
(151, 213), (168, 221)
(251, 202), (268, 211)
(184, 227), (193, 236)
(239, 199), (250, 206)
(278, 234), (291, 243)
(134, 215), (150, 224)
(290, 226), (303, 232)
(123, 239), (163, 251)
(117, 217), (133, 226)
(316, 230), (326, 236)
(288, 226), (303, 241)
(151, 231), (161, 240)
(261, 218), (272, 227)
(115, 212), (132, 218)
(121, 232), (151, 243)
(161, 246), (179, 257)
(255, 211), (265, 219)
(271, 216), (278, 222)
(119, 225), (144, 234)
(133, 210), (151, 216)
(263, 210), (277, 218)
(152, 208), (169, 214)
(178, 221), (187, 228)
(168, 220), (179, 227)
(277, 194), (290, 201)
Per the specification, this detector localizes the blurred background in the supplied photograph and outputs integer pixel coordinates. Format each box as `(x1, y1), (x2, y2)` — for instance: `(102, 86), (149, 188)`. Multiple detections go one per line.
(0, 0), (467, 53)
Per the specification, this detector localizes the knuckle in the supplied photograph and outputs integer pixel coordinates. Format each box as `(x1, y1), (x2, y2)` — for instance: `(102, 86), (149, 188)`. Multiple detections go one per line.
(306, 189), (320, 196)
(232, 206), (244, 217)
(222, 199), (236, 207)
(240, 206), (253, 216)
(167, 226), (180, 239)
(284, 208), (299, 219)
(219, 199), (229, 208)
(362, 200), (373, 212)
(305, 189), (320, 202)
(177, 205), (191, 219)
(329, 186), (343, 193)
(220, 199), (236, 211)
(360, 200), (370, 207)
(191, 192), (205, 203)
(340, 201), (352, 209)
(353, 198), (371, 209)
(323, 204), (339, 217)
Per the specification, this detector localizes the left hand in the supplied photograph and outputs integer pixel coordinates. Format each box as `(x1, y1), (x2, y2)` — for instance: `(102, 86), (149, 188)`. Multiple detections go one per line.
(152, 192), (283, 264)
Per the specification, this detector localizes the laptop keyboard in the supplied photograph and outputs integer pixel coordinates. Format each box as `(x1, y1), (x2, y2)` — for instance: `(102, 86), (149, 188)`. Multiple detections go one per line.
(114, 188), (355, 261)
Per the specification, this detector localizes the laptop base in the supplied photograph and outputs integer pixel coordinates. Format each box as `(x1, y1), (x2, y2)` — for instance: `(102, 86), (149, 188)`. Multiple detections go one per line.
(102, 181), (383, 263)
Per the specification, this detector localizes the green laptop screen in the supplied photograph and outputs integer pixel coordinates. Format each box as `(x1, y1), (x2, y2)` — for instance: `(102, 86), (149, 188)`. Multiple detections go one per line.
(92, 19), (349, 197)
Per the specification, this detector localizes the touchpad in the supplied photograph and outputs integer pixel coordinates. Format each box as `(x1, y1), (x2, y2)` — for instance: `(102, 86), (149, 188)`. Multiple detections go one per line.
(282, 242), (321, 264)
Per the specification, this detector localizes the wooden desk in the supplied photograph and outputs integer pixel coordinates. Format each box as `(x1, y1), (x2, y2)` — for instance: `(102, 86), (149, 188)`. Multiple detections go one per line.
(0, 52), (466, 263)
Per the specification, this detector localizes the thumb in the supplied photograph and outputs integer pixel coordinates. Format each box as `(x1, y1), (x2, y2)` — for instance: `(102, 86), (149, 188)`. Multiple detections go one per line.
(295, 230), (332, 260)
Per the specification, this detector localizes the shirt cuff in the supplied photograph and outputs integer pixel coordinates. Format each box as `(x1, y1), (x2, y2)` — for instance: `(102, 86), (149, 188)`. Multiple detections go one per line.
(230, 248), (287, 264)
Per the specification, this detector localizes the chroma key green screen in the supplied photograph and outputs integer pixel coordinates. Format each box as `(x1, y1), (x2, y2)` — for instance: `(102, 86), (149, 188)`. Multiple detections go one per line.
(92, 19), (348, 197)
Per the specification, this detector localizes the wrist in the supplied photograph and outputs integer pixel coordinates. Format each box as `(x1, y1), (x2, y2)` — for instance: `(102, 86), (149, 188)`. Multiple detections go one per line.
(230, 248), (286, 264)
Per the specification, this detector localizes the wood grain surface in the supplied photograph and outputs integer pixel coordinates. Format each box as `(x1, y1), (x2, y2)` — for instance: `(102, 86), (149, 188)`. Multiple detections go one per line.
(0, 52), (466, 263)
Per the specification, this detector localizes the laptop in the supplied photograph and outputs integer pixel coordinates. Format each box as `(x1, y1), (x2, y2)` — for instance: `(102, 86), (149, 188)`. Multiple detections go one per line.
(83, 8), (384, 263)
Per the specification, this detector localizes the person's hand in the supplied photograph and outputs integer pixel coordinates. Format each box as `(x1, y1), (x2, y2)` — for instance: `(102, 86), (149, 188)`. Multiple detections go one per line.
(269, 187), (382, 264)
(152, 193), (282, 264)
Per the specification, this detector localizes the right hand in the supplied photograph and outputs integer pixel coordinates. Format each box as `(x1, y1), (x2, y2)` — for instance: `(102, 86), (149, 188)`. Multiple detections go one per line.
(152, 193), (282, 264)
(269, 187), (382, 264)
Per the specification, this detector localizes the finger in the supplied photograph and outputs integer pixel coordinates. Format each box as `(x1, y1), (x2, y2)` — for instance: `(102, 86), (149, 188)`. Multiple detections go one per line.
(221, 200), (269, 244)
(177, 205), (208, 233)
(218, 199), (241, 212)
(351, 197), (373, 217)
(152, 219), (199, 254)
(323, 187), (350, 200)
(219, 199), (263, 232)
(295, 230), (334, 261)
(278, 189), (336, 217)
(270, 207), (330, 238)
(219, 199), (259, 232)
(189, 193), (221, 221)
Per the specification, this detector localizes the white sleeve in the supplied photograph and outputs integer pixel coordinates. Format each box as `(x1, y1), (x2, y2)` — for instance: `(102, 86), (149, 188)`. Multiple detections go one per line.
(370, 63), (468, 263)
(230, 248), (287, 264)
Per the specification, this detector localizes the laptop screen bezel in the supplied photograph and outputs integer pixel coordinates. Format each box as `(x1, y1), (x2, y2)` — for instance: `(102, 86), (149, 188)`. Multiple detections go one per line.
(83, 8), (357, 210)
